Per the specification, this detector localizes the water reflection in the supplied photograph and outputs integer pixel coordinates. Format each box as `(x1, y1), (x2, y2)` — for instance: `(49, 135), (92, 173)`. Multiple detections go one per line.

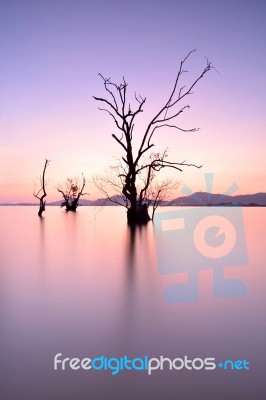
(38, 216), (46, 268)
(125, 223), (149, 268)
(116, 222), (164, 353)
(0, 206), (265, 399)
(124, 221), (157, 288)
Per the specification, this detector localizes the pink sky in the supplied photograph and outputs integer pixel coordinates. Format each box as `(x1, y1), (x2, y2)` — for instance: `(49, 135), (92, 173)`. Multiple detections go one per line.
(0, 0), (265, 203)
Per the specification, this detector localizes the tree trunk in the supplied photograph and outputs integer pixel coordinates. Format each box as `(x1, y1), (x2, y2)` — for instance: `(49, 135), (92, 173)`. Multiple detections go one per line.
(127, 203), (150, 225)
(65, 198), (79, 212)
(38, 201), (46, 217)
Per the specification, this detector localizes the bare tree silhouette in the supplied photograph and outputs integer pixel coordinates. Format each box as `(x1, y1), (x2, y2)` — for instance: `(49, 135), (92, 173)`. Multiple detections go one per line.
(33, 159), (50, 217)
(57, 174), (89, 212)
(93, 50), (212, 224)
(93, 151), (179, 220)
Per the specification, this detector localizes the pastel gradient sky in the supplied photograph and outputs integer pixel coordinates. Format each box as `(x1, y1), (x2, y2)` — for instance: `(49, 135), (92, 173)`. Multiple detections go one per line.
(0, 0), (265, 202)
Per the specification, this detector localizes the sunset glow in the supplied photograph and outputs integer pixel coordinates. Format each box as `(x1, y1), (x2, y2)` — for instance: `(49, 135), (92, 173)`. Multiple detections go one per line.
(0, 1), (265, 203)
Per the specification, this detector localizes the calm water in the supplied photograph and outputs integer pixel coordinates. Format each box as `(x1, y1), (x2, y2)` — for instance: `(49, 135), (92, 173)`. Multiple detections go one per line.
(0, 206), (265, 399)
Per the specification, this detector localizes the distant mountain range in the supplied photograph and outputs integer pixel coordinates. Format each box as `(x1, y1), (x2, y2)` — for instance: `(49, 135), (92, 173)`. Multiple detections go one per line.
(1, 192), (266, 206)
(169, 192), (266, 206)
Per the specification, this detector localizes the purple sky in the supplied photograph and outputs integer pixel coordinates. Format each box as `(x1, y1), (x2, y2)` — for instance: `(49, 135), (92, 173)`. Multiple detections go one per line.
(0, 0), (265, 202)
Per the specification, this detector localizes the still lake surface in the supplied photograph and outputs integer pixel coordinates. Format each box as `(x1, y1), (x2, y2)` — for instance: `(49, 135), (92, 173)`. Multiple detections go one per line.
(0, 206), (265, 399)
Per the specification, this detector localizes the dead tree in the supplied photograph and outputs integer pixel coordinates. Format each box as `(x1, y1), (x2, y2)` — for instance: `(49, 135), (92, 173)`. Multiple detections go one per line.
(57, 174), (89, 212)
(33, 159), (50, 217)
(93, 50), (212, 224)
(139, 154), (179, 220)
(94, 152), (179, 219)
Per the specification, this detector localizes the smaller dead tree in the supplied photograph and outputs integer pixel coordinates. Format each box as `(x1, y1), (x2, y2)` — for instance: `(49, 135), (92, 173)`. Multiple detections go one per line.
(33, 159), (50, 217)
(57, 174), (89, 212)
